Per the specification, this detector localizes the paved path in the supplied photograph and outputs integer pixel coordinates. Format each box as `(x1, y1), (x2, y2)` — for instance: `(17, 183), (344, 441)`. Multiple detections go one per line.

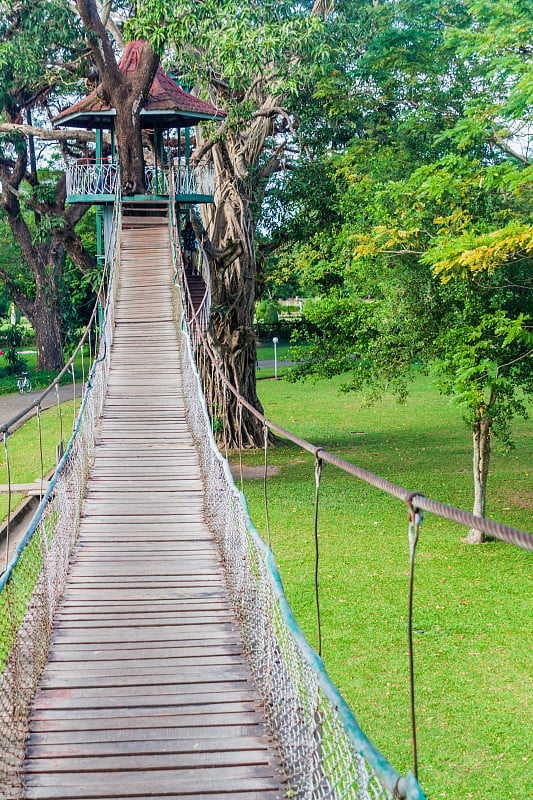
(23, 220), (283, 799)
(0, 384), (83, 433)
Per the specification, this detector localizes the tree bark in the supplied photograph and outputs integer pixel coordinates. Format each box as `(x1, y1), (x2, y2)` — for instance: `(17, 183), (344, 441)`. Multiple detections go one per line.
(31, 297), (64, 371)
(464, 413), (491, 544)
(195, 130), (274, 447)
(4, 247), (66, 372)
(114, 99), (147, 195)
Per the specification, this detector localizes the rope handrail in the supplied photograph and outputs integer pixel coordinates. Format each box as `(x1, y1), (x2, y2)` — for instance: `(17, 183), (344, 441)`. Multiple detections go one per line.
(0, 183), (121, 436)
(180, 273), (533, 551)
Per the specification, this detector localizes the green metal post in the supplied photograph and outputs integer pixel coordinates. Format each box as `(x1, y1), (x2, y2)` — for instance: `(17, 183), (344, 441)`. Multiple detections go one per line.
(95, 129), (104, 269)
(160, 130), (165, 192)
(153, 129), (159, 196)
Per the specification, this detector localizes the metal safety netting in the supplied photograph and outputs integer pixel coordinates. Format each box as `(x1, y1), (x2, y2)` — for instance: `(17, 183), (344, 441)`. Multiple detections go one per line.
(173, 261), (424, 800)
(0, 200), (120, 799)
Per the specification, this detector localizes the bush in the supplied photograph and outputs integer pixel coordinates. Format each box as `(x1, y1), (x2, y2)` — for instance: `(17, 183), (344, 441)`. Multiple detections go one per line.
(1, 325), (28, 375)
(255, 317), (305, 341)
(255, 299), (279, 326)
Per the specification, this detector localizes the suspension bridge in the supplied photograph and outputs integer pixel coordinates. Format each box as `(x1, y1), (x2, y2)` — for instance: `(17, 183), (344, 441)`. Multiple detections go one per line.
(1, 182), (532, 800)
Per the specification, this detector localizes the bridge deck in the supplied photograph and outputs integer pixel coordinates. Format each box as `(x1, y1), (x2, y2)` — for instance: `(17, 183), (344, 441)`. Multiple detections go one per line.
(23, 222), (283, 799)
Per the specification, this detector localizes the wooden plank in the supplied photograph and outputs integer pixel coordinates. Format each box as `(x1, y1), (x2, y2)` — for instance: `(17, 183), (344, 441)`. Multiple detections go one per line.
(25, 749), (274, 774)
(39, 655), (246, 673)
(28, 710), (263, 733)
(26, 724), (267, 749)
(26, 735), (270, 759)
(38, 667), (251, 689)
(32, 687), (258, 711)
(46, 644), (244, 662)
(51, 615), (235, 629)
(24, 766), (281, 799)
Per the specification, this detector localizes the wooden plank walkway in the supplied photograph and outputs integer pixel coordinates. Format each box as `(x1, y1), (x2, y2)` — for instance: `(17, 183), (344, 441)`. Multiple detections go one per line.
(23, 220), (283, 799)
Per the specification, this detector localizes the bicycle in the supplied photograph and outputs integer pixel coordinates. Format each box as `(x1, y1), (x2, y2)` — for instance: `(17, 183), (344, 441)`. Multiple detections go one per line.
(17, 370), (32, 393)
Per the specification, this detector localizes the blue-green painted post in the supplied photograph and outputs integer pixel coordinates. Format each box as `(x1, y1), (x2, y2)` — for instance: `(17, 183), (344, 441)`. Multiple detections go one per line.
(153, 129), (159, 196)
(160, 130), (165, 192)
(95, 129), (104, 269)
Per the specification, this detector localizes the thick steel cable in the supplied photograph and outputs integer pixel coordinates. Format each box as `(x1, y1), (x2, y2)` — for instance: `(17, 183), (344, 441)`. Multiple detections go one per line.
(183, 295), (533, 550)
(210, 361), (215, 435)
(406, 496), (423, 782)
(314, 456), (324, 658)
(81, 338), (85, 389)
(222, 383), (229, 461)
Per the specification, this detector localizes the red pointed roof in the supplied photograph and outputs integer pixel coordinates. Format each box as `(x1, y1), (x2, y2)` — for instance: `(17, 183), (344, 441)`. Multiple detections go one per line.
(53, 41), (224, 129)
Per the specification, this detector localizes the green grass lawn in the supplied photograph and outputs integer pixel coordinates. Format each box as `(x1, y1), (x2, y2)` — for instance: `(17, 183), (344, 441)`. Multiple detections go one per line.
(239, 371), (533, 799)
(256, 340), (293, 362)
(0, 347), (89, 395)
(0, 399), (79, 522)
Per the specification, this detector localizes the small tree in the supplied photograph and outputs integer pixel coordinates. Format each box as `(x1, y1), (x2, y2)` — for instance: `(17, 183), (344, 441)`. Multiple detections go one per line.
(436, 310), (533, 543)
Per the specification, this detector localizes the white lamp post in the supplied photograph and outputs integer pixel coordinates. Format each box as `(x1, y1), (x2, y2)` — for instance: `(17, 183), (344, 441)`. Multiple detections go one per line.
(273, 337), (279, 380)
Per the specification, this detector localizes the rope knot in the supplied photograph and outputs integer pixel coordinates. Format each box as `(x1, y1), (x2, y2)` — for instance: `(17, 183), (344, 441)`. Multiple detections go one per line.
(405, 491), (423, 523)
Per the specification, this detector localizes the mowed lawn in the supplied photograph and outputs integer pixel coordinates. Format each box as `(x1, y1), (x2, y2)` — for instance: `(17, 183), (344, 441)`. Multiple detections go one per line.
(0, 400), (80, 522)
(239, 371), (533, 800)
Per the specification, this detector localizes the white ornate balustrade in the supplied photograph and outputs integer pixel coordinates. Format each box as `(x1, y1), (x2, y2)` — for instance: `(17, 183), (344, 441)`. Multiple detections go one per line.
(66, 160), (214, 199)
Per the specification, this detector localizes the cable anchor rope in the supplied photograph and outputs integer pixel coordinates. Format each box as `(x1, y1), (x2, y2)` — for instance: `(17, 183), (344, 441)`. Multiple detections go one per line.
(263, 423), (271, 547)
(314, 453), (325, 658)
(406, 491), (424, 782)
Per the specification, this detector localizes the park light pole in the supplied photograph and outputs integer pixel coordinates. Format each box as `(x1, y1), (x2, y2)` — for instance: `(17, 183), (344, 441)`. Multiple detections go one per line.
(273, 337), (278, 380)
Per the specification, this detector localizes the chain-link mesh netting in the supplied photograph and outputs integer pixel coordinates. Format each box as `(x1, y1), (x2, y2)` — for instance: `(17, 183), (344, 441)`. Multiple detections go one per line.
(0, 219), (119, 799)
(175, 283), (424, 800)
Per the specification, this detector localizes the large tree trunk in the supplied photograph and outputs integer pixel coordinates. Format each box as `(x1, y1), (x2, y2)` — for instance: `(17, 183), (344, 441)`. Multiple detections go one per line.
(114, 100), (146, 195)
(464, 414), (491, 544)
(195, 108), (278, 447)
(20, 246), (65, 372)
(31, 299), (64, 371)
(197, 139), (269, 447)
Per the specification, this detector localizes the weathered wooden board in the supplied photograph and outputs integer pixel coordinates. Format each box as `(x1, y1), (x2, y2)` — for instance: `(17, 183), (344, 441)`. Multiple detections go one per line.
(23, 222), (283, 799)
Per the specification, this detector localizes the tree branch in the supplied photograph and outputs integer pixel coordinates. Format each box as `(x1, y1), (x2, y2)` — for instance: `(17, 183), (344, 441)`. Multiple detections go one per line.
(489, 126), (532, 166)
(0, 122), (97, 143)
(75, 0), (122, 87)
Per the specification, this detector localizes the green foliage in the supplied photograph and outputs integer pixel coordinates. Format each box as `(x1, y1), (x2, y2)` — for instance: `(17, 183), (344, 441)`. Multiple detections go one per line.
(255, 299), (279, 326)
(435, 309), (533, 447)
(0, 0), (83, 112)
(258, 0), (533, 523)
(129, 0), (330, 118)
(1, 324), (27, 374)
